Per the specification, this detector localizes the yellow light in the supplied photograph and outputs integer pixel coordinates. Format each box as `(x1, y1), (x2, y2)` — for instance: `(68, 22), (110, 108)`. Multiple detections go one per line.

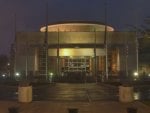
(61, 49), (72, 56)
(134, 92), (139, 100)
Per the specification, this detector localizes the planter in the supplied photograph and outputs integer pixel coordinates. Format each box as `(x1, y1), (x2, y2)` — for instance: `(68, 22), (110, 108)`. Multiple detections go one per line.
(18, 84), (32, 103)
(119, 85), (134, 103)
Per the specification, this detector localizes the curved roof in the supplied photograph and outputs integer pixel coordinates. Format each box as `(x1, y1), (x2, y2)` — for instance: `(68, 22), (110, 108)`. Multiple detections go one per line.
(40, 22), (114, 32)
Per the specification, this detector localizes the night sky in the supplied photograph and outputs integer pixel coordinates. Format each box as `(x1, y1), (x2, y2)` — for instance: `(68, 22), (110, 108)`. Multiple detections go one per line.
(0, 0), (150, 55)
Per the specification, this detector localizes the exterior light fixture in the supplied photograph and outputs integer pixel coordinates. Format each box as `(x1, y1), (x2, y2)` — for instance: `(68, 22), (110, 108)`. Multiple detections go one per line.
(15, 72), (20, 77)
(2, 74), (6, 77)
(133, 72), (138, 77)
(7, 63), (10, 66)
(133, 72), (139, 81)
(49, 72), (54, 76)
(49, 72), (54, 83)
(134, 92), (140, 100)
(15, 72), (21, 81)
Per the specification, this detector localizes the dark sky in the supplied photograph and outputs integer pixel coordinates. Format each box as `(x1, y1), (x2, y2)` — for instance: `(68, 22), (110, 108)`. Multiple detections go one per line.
(0, 0), (150, 55)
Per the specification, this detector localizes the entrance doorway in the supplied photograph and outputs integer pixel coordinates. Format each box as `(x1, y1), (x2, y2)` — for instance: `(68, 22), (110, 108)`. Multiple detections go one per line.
(61, 56), (90, 73)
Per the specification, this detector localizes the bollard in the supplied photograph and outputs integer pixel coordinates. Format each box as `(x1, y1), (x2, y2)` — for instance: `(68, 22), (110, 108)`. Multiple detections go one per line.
(127, 107), (137, 113)
(8, 107), (18, 113)
(119, 85), (134, 102)
(68, 108), (78, 113)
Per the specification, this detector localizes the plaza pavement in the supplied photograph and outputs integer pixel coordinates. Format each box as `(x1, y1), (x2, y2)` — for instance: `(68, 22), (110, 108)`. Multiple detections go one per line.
(0, 100), (150, 113)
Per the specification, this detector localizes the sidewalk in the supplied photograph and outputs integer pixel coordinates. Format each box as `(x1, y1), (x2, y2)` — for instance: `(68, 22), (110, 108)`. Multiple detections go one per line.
(0, 101), (150, 113)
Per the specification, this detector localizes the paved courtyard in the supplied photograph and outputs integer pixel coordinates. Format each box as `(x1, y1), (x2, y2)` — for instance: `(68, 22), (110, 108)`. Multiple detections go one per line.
(0, 101), (150, 113)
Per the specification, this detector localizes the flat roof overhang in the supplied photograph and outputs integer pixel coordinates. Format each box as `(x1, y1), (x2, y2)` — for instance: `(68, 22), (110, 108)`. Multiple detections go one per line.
(40, 22), (114, 32)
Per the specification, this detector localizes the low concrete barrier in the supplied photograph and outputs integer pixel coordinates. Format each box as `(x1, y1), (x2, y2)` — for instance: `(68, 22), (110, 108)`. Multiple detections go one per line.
(119, 85), (134, 102)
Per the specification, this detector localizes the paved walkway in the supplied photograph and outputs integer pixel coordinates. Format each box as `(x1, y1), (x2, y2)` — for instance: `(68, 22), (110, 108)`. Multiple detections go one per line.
(0, 101), (150, 113)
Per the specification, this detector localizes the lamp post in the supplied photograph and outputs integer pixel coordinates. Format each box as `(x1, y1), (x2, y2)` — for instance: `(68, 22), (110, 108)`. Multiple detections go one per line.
(104, 1), (108, 80)
(44, 2), (48, 81)
(135, 31), (139, 76)
(127, 25), (140, 75)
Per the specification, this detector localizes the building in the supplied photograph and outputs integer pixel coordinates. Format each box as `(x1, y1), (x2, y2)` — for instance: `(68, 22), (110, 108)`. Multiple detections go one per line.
(13, 22), (137, 82)
(138, 36), (150, 77)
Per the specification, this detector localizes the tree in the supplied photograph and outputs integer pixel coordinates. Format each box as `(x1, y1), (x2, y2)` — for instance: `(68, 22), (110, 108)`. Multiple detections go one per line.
(0, 55), (9, 74)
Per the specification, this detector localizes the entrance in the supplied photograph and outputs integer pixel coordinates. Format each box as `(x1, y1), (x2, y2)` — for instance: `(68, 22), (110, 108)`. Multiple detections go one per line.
(61, 56), (90, 73)
(59, 56), (92, 82)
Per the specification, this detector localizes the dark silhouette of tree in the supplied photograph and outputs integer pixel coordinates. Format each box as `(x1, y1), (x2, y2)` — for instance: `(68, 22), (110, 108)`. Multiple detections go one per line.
(0, 55), (9, 74)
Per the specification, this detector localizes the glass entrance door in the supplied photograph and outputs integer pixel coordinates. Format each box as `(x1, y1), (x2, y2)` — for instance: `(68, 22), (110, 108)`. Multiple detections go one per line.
(62, 57), (90, 73)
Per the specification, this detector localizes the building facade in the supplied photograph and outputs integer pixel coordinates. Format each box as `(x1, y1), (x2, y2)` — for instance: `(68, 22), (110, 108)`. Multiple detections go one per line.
(13, 22), (137, 81)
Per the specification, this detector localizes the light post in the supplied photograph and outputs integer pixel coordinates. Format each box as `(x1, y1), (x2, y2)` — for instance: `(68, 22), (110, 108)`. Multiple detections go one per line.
(125, 41), (129, 77)
(126, 25), (141, 77)
(104, 0), (109, 81)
